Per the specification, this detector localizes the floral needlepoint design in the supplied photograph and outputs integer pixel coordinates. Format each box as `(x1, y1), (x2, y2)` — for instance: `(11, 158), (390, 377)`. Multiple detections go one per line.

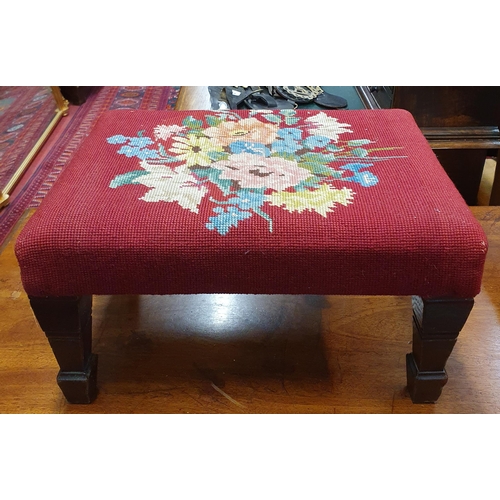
(212, 153), (311, 190)
(106, 111), (405, 235)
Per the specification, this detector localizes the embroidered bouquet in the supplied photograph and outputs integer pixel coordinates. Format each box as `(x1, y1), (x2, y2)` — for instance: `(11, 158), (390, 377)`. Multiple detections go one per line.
(107, 110), (402, 235)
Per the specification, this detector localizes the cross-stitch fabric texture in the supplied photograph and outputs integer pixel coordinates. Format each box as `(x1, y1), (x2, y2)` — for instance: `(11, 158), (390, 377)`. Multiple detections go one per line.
(15, 109), (488, 298)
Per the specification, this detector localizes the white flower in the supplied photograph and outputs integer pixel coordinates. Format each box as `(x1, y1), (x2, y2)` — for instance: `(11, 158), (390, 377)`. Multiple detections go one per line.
(305, 112), (353, 142)
(154, 124), (186, 141)
(135, 161), (207, 213)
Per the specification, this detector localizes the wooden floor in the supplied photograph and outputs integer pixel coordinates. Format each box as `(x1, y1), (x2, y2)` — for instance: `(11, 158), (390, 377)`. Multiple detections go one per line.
(1, 207), (500, 414)
(1, 87), (499, 413)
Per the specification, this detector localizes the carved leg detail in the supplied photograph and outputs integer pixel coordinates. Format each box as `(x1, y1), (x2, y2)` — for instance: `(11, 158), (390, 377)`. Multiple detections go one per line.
(29, 295), (98, 404)
(406, 296), (474, 403)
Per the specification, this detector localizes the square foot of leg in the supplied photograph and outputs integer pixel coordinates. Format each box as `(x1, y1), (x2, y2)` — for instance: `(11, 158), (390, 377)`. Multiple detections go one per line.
(57, 354), (98, 404)
(406, 353), (447, 404)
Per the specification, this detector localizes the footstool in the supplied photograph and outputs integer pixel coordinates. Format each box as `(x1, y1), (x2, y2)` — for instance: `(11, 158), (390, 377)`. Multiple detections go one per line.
(15, 108), (488, 404)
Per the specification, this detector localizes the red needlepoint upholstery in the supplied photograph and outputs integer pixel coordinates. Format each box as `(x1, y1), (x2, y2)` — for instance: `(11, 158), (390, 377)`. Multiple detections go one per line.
(15, 109), (488, 298)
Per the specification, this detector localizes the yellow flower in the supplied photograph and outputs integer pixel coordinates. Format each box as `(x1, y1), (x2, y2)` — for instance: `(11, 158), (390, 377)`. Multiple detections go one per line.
(268, 184), (354, 217)
(169, 135), (223, 167)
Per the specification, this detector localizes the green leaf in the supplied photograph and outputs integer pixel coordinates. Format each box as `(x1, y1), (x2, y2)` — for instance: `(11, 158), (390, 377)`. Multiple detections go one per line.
(350, 147), (369, 157)
(285, 117), (299, 125)
(182, 116), (203, 129)
(191, 167), (233, 195)
(206, 115), (225, 127)
(326, 144), (344, 152)
(164, 156), (183, 163)
(294, 176), (322, 191)
(262, 114), (282, 124)
(301, 152), (336, 163)
(214, 178), (235, 196)
(347, 139), (371, 146)
(157, 144), (182, 162)
(109, 170), (149, 188)
(185, 129), (205, 137)
(238, 187), (266, 195)
(270, 152), (298, 162)
(207, 150), (228, 161)
(325, 169), (344, 179)
(299, 162), (336, 176)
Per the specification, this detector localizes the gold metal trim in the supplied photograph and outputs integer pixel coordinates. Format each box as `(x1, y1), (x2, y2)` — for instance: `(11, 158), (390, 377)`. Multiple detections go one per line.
(0, 86), (69, 209)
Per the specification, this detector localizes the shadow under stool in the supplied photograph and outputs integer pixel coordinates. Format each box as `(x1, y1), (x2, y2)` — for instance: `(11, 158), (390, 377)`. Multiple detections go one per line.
(15, 108), (488, 404)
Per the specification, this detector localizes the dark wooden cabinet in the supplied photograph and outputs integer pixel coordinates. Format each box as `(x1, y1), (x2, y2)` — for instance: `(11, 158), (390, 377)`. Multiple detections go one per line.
(356, 86), (500, 205)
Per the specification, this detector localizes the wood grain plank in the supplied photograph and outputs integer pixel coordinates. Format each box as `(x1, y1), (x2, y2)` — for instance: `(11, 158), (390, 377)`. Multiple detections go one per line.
(1, 209), (500, 413)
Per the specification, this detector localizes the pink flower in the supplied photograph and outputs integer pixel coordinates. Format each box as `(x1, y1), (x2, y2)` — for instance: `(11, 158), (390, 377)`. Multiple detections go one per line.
(203, 117), (278, 146)
(212, 153), (311, 190)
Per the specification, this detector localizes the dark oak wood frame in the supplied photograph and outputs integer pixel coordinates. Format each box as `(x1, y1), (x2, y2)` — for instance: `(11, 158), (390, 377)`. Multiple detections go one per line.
(29, 294), (473, 404)
(406, 296), (473, 403)
(355, 86), (500, 206)
(29, 295), (97, 403)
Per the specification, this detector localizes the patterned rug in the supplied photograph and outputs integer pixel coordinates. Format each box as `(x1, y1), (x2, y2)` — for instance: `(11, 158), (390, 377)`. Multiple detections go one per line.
(0, 86), (180, 247)
(0, 87), (56, 189)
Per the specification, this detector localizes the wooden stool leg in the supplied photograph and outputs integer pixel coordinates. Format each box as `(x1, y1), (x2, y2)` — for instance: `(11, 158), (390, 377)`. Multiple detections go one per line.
(406, 296), (474, 403)
(29, 295), (98, 404)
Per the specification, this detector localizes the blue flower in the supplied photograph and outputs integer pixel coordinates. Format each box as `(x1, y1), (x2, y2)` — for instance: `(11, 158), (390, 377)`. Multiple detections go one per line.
(277, 128), (302, 140)
(206, 206), (253, 235)
(128, 137), (154, 148)
(272, 128), (303, 153)
(107, 134), (156, 159)
(342, 163), (371, 172)
(229, 141), (270, 157)
(107, 134), (128, 144)
(117, 145), (159, 160)
(344, 170), (378, 187)
(227, 192), (266, 210)
(271, 138), (301, 154)
(303, 135), (330, 149)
